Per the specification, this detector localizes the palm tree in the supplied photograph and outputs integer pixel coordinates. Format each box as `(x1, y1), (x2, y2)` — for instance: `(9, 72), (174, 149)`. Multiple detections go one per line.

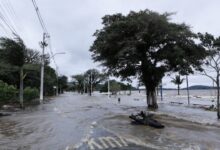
(0, 36), (26, 108)
(171, 75), (184, 95)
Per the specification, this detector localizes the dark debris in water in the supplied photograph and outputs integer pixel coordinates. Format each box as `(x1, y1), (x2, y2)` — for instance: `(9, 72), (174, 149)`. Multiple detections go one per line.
(129, 111), (165, 129)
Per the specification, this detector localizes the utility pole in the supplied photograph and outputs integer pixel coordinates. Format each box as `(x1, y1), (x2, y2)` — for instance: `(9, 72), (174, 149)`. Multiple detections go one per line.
(90, 72), (93, 96)
(52, 53), (65, 96)
(56, 75), (59, 95)
(160, 81), (163, 101)
(56, 67), (59, 96)
(40, 33), (48, 102)
(108, 76), (110, 99)
(83, 80), (86, 94)
(186, 75), (190, 105)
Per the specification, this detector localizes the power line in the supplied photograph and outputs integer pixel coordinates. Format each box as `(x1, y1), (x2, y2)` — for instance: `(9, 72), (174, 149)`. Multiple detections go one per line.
(31, 0), (48, 34)
(5, 0), (17, 20)
(48, 38), (60, 74)
(31, 0), (57, 67)
(0, 11), (17, 35)
(31, 0), (61, 98)
(4, 0), (21, 31)
(0, 22), (11, 37)
(0, 0), (19, 36)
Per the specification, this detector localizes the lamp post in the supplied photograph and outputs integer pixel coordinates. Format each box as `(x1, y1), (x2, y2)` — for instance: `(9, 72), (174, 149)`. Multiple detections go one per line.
(52, 52), (66, 96)
(55, 66), (60, 96)
(160, 80), (163, 101)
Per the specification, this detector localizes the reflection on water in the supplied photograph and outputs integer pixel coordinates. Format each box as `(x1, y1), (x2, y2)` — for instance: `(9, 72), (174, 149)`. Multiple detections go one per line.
(0, 92), (220, 150)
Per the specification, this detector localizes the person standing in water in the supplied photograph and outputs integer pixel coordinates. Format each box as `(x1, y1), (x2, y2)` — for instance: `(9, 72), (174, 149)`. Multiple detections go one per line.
(118, 98), (121, 104)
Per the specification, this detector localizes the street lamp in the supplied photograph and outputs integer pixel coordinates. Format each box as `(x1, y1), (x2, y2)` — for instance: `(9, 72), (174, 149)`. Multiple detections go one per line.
(52, 52), (66, 96)
(52, 52), (66, 58)
(186, 75), (190, 105)
(40, 50), (66, 102)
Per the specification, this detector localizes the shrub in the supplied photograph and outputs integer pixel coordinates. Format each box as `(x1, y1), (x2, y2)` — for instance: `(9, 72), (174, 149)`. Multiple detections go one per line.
(24, 87), (39, 101)
(0, 80), (17, 103)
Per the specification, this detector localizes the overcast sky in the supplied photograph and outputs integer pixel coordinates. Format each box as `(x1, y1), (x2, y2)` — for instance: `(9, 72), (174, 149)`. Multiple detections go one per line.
(1, 0), (220, 88)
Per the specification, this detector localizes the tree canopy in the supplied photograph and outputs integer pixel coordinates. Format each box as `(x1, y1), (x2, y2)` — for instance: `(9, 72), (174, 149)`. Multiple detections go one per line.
(0, 36), (26, 67)
(90, 9), (207, 108)
(72, 69), (106, 95)
(72, 74), (85, 94)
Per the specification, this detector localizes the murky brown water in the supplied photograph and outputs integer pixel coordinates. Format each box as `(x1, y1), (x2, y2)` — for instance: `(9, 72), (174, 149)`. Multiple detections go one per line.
(0, 92), (220, 150)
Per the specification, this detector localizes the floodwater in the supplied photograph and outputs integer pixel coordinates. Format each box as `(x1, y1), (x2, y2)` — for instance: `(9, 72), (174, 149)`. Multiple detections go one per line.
(0, 92), (220, 150)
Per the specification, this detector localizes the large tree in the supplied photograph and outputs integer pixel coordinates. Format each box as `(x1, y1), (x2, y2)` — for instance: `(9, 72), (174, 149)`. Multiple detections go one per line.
(90, 10), (207, 109)
(72, 74), (85, 94)
(198, 32), (220, 118)
(84, 69), (106, 96)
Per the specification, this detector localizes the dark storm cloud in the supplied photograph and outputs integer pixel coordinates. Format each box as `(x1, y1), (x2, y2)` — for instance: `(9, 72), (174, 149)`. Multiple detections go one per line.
(3, 0), (220, 86)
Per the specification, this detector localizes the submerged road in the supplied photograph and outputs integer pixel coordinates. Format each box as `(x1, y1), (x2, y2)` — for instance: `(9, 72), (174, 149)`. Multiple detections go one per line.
(0, 92), (220, 150)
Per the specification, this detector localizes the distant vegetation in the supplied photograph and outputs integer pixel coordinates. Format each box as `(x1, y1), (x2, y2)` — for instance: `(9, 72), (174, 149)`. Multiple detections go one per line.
(182, 85), (216, 90)
(71, 69), (134, 95)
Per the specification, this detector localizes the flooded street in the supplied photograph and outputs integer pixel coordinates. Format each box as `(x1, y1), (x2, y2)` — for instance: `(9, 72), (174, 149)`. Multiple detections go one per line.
(1, 92), (220, 150)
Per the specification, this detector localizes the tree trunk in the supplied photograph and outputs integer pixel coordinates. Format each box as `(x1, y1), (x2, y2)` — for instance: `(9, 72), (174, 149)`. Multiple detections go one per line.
(146, 87), (158, 109)
(19, 67), (24, 108)
(217, 76), (220, 119)
(177, 84), (180, 95)
(89, 86), (92, 96)
(156, 86), (159, 96)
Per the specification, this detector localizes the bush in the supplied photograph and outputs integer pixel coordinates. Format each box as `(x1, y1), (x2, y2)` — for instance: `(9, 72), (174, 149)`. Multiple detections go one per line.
(0, 80), (17, 103)
(24, 87), (39, 101)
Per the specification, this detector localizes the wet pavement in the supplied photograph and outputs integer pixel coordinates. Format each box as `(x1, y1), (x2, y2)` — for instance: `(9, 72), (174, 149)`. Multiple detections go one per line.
(0, 92), (220, 150)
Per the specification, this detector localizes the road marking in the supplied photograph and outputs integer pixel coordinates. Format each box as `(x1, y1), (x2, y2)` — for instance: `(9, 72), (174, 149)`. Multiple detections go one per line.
(99, 136), (123, 148)
(98, 138), (109, 149)
(118, 136), (128, 146)
(88, 138), (103, 150)
(66, 134), (201, 150)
